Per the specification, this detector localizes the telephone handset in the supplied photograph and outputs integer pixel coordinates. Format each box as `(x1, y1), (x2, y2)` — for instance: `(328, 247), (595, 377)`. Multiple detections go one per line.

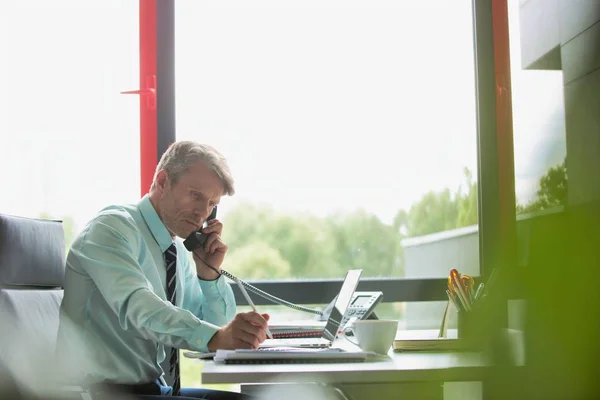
(183, 210), (323, 316)
(183, 206), (219, 252)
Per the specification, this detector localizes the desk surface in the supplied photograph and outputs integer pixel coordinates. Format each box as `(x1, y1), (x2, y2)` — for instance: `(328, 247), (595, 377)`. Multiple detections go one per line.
(201, 351), (488, 385)
(201, 329), (524, 385)
(201, 333), (492, 385)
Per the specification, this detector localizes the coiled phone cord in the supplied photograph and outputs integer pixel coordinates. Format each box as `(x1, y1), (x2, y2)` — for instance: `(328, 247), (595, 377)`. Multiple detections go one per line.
(198, 257), (324, 316)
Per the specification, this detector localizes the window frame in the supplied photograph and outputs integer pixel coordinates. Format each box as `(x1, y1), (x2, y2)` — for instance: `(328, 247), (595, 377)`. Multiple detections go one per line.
(149, 0), (517, 308)
(140, 0), (176, 195)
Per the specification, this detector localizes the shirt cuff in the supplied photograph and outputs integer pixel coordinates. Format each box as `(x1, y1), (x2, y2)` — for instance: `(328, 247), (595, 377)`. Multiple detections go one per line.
(189, 321), (220, 352)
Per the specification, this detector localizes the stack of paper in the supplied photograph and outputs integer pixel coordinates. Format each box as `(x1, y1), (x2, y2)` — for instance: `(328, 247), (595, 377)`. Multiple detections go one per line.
(214, 348), (374, 364)
(393, 337), (470, 351)
(393, 329), (470, 351)
(269, 320), (326, 339)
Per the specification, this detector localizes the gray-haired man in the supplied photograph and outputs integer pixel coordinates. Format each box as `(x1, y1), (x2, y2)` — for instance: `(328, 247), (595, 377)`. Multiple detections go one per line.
(58, 141), (269, 399)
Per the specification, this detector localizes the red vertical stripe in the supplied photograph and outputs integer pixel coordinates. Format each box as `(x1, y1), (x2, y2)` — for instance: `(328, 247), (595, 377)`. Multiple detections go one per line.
(139, 0), (157, 196)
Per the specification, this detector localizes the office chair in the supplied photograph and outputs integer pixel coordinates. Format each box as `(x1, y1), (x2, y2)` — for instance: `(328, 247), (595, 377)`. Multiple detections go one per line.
(0, 213), (91, 399)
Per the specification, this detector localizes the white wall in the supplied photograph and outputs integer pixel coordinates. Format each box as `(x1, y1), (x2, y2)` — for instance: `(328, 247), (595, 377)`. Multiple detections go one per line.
(402, 226), (479, 329)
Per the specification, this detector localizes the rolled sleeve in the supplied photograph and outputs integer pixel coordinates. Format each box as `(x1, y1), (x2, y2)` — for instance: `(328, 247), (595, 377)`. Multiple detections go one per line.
(180, 249), (236, 339)
(74, 212), (220, 352)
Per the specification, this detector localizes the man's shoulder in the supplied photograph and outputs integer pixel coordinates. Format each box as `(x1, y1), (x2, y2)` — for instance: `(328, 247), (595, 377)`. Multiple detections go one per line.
(68, 204), (144, 264)
(84, 203), (142, 237)
(96, 203), (138, 222)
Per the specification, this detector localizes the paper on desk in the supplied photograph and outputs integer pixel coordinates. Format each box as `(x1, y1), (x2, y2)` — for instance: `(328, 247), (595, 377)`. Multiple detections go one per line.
(184, 347), (345, 360)
(393, 329), (469, 351)
(214, 348), (376, 363)
(268, 320), (326, 330)
(183, 351), (216, 359)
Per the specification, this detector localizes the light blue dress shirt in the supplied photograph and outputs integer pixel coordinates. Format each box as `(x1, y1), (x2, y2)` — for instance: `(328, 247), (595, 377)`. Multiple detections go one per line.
(57, 195), (236, 385)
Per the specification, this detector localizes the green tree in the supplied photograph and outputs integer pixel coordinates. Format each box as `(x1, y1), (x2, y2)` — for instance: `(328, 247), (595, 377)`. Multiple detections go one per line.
(222, 202), (402, 279)
(394, 167), (478, 238)
(392, 209), (409, 236)
(223, 241), (292, 280)
(326, 209), (403, 277)
(267, 214), (341, 278)
(219, 202), (273, 251)
(517, 158), (568, 214)
(222, 204), (341, 278)
(401, 188), (457, 237)
(456, 167), (478, 227)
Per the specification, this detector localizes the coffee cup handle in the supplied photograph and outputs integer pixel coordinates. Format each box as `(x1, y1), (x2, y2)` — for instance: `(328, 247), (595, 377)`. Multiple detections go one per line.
(343, 326), (359, 346)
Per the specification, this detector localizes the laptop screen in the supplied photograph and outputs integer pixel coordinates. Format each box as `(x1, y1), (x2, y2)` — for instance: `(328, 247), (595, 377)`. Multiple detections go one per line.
(322, 269), (362, 342)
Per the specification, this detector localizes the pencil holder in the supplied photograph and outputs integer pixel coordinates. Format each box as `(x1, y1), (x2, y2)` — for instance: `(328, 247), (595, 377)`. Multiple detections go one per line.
(457, 310), (469, 339)
(456, 304), (486, 347)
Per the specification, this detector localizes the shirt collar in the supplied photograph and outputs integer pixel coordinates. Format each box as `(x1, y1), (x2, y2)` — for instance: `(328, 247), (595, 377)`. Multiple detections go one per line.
(138, 194), (174, 253)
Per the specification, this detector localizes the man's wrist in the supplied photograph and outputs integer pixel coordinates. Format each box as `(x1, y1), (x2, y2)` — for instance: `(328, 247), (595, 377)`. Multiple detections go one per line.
(195, 257), (221, 280)
(206, 330), (221, 352)
(197, 272), (220, 281)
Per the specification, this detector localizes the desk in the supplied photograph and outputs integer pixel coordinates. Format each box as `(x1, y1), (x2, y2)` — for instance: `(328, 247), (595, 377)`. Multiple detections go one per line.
(200, 334), (502, 400)
(202, 349), (488, 385)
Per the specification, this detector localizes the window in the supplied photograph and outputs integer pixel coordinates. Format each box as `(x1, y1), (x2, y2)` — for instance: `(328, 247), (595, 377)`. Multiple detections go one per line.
(175, 0), (480, 289)
(0, 0), (141, 248)
(508, 0), (567, 218)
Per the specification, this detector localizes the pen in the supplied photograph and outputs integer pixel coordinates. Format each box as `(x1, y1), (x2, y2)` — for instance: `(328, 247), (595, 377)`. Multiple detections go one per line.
(236, 278), (273, 339)
(474, 283), (485, 300)
(484, 267), (499, 296)
(446, 289), (461, 311)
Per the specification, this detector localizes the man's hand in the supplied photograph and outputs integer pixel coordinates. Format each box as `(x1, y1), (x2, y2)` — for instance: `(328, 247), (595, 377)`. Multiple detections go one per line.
(192, 218), (227, 280)
(207, 312), (271, 351)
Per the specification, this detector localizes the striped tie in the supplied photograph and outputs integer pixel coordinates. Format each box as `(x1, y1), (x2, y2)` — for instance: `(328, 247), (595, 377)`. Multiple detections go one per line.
(164, 244), (180, 396)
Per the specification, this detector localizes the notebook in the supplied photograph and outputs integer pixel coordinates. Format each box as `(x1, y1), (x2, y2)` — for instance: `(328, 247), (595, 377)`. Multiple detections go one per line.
(392, 329), (470, 351)
(259, 269), (363, 349)
(214, 347), (373, 364)
(269, 320), (326, 339)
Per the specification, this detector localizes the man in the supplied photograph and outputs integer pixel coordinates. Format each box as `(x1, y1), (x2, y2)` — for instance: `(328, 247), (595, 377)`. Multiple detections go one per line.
(57, 141), (269, 399)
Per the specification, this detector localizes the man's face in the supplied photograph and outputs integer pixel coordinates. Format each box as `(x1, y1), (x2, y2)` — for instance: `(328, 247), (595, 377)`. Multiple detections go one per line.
(158, 161), (224, 238)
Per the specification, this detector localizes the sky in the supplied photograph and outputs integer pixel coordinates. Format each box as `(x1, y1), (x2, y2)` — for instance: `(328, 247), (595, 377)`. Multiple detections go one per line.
(0, 0), (566, 234)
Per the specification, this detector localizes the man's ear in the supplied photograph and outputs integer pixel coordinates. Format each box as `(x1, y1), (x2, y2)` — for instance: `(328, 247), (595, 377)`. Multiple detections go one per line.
(154, 170), (169, 194)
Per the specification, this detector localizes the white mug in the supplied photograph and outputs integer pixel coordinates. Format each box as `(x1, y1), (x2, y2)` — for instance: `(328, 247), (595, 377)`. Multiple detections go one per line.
(345, 319), (399, 355)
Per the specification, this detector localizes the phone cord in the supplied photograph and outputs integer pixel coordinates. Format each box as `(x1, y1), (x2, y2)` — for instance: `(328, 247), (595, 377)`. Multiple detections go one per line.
(223, 270), (323, 315)
(199, 258), (323, 316)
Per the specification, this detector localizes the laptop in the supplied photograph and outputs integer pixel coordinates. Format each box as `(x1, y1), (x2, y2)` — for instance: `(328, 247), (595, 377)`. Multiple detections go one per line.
(259, 269), (363, 349)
